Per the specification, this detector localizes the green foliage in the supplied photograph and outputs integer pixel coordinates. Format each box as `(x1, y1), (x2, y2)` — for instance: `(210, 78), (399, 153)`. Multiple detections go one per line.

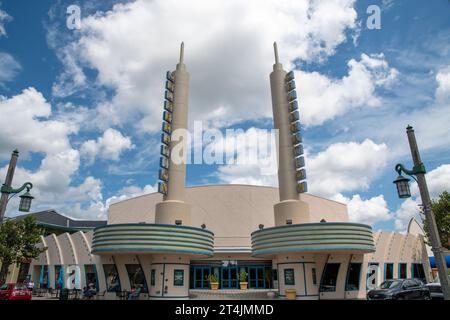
(208, 273), (219, 283)
(423, 191), (450, 250)
(239, 271), (248, 282)
(0, 216), (47, 283)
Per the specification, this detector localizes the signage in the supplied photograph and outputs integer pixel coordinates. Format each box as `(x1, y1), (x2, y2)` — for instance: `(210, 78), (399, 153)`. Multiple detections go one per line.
(288, 100), (298, 112)
(161, 144), (170, 157)
(159, 168), (169, 182)
(165, 90), (174, 102)
(293, 144), (304, 157)
(166, 71), (174, 82)
(163, 111), (173, 123)
(160, 157), (169, 169)
(161, 132), (171, 145)
(286, 80), (296, 92)
(286, 71), (295, 82)
(295, 156), (305, 169)
(158, 182), (168, 195)
(292, 132), (302, 145)
(287, 90), (297, 102)
(166, 80), (174, 92)
(296, 169), (306, 181)
(290, 121), (301, 133)
(296, 181), (308, 193)
(162, 121), (172, 134)
(289, 111), (299, 123)
(164, 100), (173, 113)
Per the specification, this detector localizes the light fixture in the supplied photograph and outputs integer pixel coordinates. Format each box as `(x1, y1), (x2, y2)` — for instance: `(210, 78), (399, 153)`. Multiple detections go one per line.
(393, 174), (411, 199)
(19, 191), (34, 212)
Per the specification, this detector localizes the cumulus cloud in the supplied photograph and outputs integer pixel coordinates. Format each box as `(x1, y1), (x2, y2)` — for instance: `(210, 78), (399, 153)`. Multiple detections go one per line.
(0, 7), (11, 37)
(106, 184), (156, 207)
(0, 88), (105, 219)
(80, 128), (135, 164)
(298, 53), (398, 126)
(436, 64), (450, 102)
(308, 139), (389, 197)
(333, 194), (391, 225)
(50, 0), (360, 132)
(0, 52), (21, 85)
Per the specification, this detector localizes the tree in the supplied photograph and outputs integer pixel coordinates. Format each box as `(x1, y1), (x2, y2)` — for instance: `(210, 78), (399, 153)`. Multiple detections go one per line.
(423, 191), (450, 250)
(0, 216), (46, 284)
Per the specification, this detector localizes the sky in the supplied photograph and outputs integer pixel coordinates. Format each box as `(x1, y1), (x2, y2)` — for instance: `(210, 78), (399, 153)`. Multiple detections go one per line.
(0, 0), (449, 232)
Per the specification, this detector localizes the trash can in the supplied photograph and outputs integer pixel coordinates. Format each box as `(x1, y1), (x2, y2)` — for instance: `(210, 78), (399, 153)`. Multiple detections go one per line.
(59, 288), (69, 301)
(285, 289), (297, 300)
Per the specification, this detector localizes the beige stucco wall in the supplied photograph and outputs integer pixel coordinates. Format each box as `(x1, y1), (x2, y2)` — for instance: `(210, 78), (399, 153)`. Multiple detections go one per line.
(108, 185), (348, 249)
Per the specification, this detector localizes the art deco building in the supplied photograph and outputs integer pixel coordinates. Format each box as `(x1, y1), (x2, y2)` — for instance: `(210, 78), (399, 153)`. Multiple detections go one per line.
(22, 43), (431, 300)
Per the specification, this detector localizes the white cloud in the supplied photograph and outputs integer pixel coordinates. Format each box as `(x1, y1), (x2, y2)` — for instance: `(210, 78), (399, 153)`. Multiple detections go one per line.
(0, 52), (21, 84)
(393, 198), (421, 231)
(308, 139), (389, 197)
(0, 7), (11, 37)
(333, 193), (391, 225)
(51, 0), (359, 131)
(436, 64), (450, 102)
(80, 128), (135, 164)
(410, 164), (450, 199)
(106, 184), (156, 207)
(0, 88), (104, 219)
(298, 53), (398, 126)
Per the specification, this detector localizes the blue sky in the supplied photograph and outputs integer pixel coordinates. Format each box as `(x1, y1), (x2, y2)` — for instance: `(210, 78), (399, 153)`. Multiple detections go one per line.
(0, 0), (449, 231)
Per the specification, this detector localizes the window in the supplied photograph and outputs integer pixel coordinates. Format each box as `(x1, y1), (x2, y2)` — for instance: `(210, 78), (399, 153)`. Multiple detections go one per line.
(385, 263), (394, 280)
(312, 268), (317, 285)
(54, 265), (64, 289)
(320, 263), (340, 292)
(103, 264), (121, 292)
(17, 262), (30, 284)
(174, 270), (184, 286)
(284, 269), (295, 285)
(411, 263), (426, 282)
(345, 263), (361, 291)
(39, 266), (49, 288)
(84, 265), (99, 290)
(398, 263), (407, 279)
(151, 269), (156, 286)
(125, 264), (148, 293)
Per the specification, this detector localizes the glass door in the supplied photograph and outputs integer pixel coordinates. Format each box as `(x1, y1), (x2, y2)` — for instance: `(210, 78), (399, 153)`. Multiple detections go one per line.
(248, 267), (265, 289)
(221, 267), (238, 289)
(192, 266), (211, 289)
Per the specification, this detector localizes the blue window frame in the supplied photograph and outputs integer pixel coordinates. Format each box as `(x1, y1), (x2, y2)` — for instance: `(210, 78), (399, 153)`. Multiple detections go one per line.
(345, 263), (362, 291)
(398, 263), (407, 279)
(320, 263), (340, 292)
(384, 263), (394, 280)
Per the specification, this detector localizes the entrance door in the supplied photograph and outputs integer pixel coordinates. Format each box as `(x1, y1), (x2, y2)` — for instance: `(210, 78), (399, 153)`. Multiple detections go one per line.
(221, 267), (238, 289)
(248, 267), (265, 289)
(192, 266), (211, 289)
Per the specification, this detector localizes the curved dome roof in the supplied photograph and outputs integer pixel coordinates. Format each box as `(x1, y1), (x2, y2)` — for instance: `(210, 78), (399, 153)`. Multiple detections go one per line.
(108, 184), (349, 250)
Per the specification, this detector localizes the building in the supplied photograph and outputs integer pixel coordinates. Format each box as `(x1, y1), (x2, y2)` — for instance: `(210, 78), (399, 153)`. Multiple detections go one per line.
(25, 43), (432, 299)
(1, 210), (106, 285)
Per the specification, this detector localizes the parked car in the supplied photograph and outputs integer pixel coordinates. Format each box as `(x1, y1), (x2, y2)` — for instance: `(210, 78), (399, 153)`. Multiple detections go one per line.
(0, 283), (32, 300)
(367, 279), (431, 300)
(425, 275), (450, 300)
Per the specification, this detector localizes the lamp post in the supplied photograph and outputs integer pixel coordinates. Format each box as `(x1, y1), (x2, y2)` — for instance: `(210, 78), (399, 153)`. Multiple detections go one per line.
(0, 149), (34, 223)
(393, 125), (450, 300)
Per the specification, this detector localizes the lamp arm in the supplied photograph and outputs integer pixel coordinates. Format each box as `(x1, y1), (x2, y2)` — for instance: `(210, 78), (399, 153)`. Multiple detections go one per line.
(395, 163), (425, 182)
(1, 182), (33, 195)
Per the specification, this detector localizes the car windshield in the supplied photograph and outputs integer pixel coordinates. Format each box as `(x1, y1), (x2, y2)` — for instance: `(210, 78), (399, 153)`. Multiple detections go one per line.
(379, 280), (401, 289)
(0, 284), (8, 290)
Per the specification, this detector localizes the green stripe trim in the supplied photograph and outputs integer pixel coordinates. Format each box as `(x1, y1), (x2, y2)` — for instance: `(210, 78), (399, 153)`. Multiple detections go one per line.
(252, 234), (374, 246)
(94, 227), (214, 240)
(94, 223), (214, 236)
(93, 236), (213, 246)
(92, 247), (213, 256)
(252, 245), (375, 256)
(93, 232), (213, 244)
(93, 240), (214, 250)
(253, 239), (374, 250)
(92, 241), (213, 252)
(252, 226), (373, 240)
(251, 222), (373, 236)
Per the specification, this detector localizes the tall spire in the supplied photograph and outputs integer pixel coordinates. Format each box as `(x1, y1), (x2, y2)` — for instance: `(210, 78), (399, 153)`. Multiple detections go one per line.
(274, 42), (279, 64)
(179, 42), (185, 64)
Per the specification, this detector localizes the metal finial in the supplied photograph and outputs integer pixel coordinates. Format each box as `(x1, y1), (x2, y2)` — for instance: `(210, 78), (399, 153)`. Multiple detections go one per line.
(180, 42), (184, 64)
(274, 42), (279, 64)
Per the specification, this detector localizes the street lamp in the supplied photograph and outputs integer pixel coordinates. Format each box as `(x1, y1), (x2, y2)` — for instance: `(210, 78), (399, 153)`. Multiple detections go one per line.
(0, 150), (35, 223)
(393, 125), (450, 300)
